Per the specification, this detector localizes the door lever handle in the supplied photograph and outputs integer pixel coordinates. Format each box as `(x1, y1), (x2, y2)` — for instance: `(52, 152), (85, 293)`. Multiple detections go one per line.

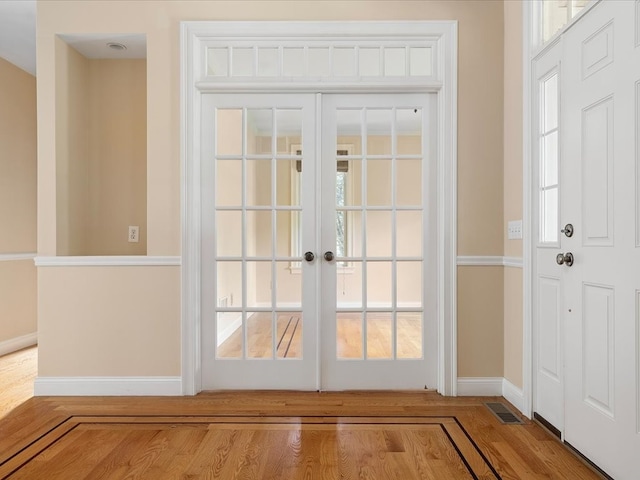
(556, 252), (574, 267)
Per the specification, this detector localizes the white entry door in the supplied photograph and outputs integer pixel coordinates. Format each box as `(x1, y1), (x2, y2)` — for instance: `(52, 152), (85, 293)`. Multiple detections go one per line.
(201, 92), (436, 391)
(560, 1), (640, 477)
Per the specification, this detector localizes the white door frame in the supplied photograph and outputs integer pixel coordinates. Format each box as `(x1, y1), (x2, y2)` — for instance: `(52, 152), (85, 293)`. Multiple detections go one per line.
(180, 21), (458, 395)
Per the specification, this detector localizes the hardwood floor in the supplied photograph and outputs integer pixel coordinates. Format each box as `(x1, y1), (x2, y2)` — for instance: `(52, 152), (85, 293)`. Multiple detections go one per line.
(0, 348), (604, 479)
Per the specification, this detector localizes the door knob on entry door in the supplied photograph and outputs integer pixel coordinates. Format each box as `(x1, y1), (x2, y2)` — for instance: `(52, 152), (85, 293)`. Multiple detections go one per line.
(556, 252), (574, 267)
(324, 251), (334, 262)
(304, 251), (315, 262)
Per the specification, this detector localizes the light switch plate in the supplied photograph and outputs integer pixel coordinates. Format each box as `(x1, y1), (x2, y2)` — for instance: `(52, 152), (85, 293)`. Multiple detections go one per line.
(508, 220), (523, 240)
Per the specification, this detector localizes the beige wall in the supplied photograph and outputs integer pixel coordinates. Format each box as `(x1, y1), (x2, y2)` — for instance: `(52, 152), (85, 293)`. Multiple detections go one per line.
(55, 44), (147, 255)
(503, 0), (524, 388)
(0, 57), (37, 346)
(38, 266), (180, 376)
(37, 0), (507, 379)
(88, 60), (147, 255)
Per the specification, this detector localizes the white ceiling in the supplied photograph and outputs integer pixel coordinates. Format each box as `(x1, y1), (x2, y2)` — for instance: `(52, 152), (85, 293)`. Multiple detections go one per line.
(0, 2), (147, 77)
(0, 0), (36, 75)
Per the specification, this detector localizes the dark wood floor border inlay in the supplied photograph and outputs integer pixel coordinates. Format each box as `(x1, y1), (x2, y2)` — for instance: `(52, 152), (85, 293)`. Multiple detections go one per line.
(0, 414), (502, 479)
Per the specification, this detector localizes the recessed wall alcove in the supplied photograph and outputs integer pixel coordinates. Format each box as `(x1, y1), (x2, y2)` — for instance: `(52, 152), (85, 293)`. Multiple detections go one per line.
(55, 34), (147, 255)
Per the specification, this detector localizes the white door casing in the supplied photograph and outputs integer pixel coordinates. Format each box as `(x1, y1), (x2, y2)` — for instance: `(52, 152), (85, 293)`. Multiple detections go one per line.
(181, 21), (458, 395)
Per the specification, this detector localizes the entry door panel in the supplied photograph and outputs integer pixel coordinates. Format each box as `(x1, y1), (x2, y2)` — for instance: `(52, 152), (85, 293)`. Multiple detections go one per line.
(320, 94), (437, 390)
(561, 2), (640, 477)
(201, 93), (318, 390)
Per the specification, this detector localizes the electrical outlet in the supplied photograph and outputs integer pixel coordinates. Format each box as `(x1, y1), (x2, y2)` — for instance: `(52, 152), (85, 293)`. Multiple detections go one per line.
(128, 226), (139, 243)
(507, 220), (523, 240)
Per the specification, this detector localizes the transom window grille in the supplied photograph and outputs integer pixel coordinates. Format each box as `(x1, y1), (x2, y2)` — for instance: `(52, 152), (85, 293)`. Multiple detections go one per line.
(205, 44), (435, 80)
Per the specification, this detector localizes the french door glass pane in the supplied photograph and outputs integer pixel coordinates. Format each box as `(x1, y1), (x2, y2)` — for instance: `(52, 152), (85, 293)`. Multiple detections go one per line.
(216, 109), (242, 155)
(277, 312), (302, 358)
(247, 312), (273, 358)
(366, 109), (392, 154)
(396, 159), (422, 206)
(337, 313), (363, 359)
(216, 211), (241, 256)
(367, 262), (392, 308)
(247, 109), (272, 154)
(397, 211), (422, 257)
(367, 313), (393, 359)
(366, 159), (392, 206)
(397, 312), (423, 359)
(366, 211), (392, 257)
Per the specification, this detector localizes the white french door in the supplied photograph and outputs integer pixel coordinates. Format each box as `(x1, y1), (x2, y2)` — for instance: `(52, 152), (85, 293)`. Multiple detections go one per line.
(320, 94), (436, 390)
(201, 92), (436, 390)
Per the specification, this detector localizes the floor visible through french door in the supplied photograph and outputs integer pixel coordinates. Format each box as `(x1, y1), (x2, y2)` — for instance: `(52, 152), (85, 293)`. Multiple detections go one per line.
(201, 92), (436, 390)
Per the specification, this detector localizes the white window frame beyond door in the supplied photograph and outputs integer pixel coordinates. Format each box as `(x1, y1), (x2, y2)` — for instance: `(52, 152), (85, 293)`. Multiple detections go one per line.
(180, 21), (458, 395)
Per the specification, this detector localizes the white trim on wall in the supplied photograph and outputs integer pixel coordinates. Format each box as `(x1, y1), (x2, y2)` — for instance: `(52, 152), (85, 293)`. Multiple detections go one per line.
(457, 377), (503, 396)
(502, 377), (526, 413)
(34, 376), (182, 396)
(34, 256), (181, 267)
(0, 332), (37, 357)
(456, 256), (523, 268)
(0, 253), (36, 262)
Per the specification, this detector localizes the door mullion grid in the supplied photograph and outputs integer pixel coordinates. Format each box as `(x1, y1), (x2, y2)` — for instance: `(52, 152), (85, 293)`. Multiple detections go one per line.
(241, 107), (248, 360)
(391, 106), (398, 360)
(361, 107), (368, 360)
(271, 108), (277, 360)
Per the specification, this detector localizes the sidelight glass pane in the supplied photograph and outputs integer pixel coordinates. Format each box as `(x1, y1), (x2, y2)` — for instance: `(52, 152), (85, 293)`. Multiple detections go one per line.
(216, 211), (242, 256)
(246, 312), (273, 358)
(540, 187), (559, 243)
(367, 262), (392, 308)
(543, 74), (558, 132)
(366, 109), (392, 155)
(396, 159), (422, 206)
(277, 312), (302, 358)
(247, 109), (272, 155)
(397, 312), (422, 359)
(366, 211), (392, 257)
(216, 160), (242, 206)
(246, 210), (271, 257)
(366, 313), (393, 359)
(542, 131), (559, 187)
(216, 109), (242, 155)
(336, 312), (363, 359)
(216, 312), (242, 358)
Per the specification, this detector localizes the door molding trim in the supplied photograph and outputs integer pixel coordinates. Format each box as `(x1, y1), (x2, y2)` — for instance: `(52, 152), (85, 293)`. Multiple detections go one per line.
(181, 20), (458, 395)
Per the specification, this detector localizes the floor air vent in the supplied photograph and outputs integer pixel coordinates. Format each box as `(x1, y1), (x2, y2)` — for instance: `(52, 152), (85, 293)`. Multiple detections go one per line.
(485, 402), (524, 425)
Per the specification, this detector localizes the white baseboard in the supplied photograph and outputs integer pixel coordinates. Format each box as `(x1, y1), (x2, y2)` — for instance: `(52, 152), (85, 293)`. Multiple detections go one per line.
(34, 376), (182, 396)
(457, 377), (503, 396)
(0, 332), (37, 357)
(502, 378), (526, 414)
